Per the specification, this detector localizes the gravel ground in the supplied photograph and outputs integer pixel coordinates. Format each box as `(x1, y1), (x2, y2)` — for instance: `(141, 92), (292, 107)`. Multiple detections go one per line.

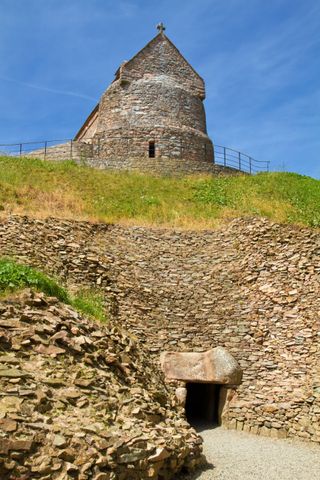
(180, 426), (320, 480)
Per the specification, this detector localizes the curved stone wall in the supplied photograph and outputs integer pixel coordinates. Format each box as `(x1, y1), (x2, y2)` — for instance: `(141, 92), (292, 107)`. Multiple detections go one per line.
(97, 78), (207, 133)
(0, 216), (319, 444)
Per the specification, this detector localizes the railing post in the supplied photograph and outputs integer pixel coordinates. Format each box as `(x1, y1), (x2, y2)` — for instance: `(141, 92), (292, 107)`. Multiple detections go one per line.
(19, 143), (22, 157)
(249, 157), (252, 175)
(224, 147), (226, 167)
(44, 141), (47, 160)
(70, 140), (73, 159)
(238, 151), (241, 171)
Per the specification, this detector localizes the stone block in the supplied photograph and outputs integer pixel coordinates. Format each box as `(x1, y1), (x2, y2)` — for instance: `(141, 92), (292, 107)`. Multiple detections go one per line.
(161, 347), (242, 385)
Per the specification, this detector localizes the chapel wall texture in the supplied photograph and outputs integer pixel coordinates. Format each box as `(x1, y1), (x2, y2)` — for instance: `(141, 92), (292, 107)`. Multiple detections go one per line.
(26, 140), (231, 176)
(0, 216), (319, 444)
(116, 35), (205, 98)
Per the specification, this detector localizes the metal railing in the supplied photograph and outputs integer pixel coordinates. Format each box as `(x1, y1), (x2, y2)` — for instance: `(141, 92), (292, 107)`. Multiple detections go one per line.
(0, 138), (270, 174)
(0, 139), (72, 158)
(214, 145), (269, 174)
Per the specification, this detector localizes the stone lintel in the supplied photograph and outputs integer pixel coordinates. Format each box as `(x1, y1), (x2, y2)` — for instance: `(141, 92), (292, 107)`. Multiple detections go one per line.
(160, 346), (243, 385)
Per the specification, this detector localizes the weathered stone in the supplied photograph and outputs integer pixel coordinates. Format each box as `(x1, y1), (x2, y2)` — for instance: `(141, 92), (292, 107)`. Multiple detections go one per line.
(0, 438), (34, 452)
(0, 368), (29, 378)
(0, 418), (17, 432)
(93, 474), (112, 480)
(175, 387), (187, 407)
(0, 289), (203, 479)
(53, 435), (67, 448)
(35, 344), (66, 355)
(0, 396), (23, 414)
(161, 347), (242, 384)
(148, 447), (170, 462)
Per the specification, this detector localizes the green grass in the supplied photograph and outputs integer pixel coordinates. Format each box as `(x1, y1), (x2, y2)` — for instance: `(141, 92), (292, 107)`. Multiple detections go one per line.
(0, 156), (319, 228)
(0, 258), (107, 322)
(72, 288), (107, 323)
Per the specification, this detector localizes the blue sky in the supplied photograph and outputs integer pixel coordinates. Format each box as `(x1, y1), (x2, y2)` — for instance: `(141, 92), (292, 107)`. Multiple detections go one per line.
(0, 0), (319, 177)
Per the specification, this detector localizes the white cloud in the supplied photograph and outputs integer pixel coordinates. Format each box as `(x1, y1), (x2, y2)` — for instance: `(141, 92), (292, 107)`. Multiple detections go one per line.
(0, 75), (97, 102)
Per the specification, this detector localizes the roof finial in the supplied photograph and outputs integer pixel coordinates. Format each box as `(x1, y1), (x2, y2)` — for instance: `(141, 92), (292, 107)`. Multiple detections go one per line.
(157, 22), (166, 34)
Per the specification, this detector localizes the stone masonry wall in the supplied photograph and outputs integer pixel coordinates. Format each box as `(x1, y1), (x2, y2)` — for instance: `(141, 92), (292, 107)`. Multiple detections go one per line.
(26, 140), (239, 176)
(24, 142), (91, 164)
(97, 80), (207, 136)
(0, 216), (319, 444)
(91, 128), (213, 165)
(118, 33), (205, 99)
(77, 155), (227, 176)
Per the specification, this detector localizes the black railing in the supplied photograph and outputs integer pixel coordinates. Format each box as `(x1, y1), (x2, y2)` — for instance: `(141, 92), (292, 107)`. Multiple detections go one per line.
(214, 145), (269, 174)
(0, 139), (72, 158)
(0, 139), (270, 174)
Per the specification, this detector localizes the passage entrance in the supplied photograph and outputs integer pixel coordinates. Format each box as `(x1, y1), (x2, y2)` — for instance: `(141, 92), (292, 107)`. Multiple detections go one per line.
(185, 383), (221, 425)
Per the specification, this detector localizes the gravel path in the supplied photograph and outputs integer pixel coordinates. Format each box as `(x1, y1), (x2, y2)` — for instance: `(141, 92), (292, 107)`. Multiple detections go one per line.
(181, 427), (320, 480)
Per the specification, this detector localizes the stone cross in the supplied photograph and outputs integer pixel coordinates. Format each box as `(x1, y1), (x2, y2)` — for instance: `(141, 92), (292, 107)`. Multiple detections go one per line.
(157, 22), (166, 33)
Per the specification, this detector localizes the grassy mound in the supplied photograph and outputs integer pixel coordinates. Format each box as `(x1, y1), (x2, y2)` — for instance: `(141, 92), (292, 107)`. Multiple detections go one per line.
(0, 258), (106, 321)
(0, 156), (319, 228)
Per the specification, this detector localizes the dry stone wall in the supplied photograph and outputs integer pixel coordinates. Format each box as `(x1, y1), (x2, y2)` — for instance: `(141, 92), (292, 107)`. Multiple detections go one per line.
(0, 216), (319, 444)
(0, 291), (202, 479)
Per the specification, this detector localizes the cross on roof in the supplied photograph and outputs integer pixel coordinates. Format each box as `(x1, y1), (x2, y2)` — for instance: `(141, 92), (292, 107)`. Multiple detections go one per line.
(157, 22), (166, 33)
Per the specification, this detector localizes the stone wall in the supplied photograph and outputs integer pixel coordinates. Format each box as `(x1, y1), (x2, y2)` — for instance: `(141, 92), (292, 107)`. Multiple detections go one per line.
(24, 141), (91, 164)
(91, 128), (213, 165)
(0, 216), (319, 444)
(26, 140), (240, 176)
(117, 33), (205, 99)
(97, 80), (207, 135)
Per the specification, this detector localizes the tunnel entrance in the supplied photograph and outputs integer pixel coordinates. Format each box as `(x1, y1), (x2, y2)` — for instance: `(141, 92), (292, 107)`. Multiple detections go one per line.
(185, 382), (221, 426)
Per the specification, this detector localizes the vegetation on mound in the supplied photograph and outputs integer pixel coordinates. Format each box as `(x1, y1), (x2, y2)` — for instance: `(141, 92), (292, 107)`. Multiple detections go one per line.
(0, 258), (107, 321)
(0, 156), (319, 228)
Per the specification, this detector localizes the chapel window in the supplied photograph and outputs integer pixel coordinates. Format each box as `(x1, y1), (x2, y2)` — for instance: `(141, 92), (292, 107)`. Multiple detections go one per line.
(149, 141), (155, 158)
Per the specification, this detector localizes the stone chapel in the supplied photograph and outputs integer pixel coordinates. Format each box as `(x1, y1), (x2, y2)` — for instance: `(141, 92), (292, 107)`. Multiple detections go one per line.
(73, 24), (216, 174)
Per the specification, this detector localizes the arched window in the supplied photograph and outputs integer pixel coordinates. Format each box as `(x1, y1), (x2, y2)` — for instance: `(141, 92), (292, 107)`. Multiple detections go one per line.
(149, 141), (155, 158)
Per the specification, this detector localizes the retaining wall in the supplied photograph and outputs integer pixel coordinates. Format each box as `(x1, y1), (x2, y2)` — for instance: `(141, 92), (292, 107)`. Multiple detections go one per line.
(0, 216), (319, 443)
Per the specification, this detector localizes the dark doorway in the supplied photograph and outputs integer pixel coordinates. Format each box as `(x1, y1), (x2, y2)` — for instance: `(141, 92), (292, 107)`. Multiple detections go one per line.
(185, 383), (221, 426)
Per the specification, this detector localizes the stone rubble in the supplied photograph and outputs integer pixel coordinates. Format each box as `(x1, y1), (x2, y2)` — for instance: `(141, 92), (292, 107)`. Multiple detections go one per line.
(0, 291), (203, 479)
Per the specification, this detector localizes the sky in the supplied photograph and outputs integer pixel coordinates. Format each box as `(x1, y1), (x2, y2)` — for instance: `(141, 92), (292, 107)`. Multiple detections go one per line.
(0, 0), (319, 177)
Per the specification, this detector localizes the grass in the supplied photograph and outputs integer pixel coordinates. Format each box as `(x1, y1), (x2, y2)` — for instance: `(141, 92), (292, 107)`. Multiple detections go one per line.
(0, 258), (107, 322)
(0, 156), (319, 228)
(72, 288), (107, 323)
